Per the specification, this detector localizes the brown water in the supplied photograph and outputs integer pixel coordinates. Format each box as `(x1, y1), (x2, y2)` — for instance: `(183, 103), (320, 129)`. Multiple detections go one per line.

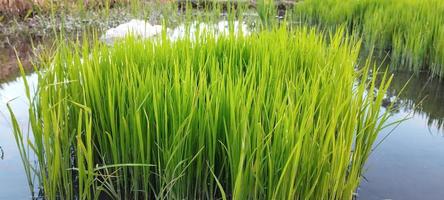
(0, 42), (443, 200)
(0, 38), (38, 83)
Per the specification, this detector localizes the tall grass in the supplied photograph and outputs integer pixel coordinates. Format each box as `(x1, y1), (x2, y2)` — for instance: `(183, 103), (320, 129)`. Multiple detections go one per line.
(257, 0), (276, 28)
(294, 0), (444, 78)
(10, 23), (392, 199)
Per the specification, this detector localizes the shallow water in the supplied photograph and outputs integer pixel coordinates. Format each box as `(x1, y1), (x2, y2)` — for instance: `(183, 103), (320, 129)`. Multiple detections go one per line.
(358, 72), (444, 200)
(359, 109), (444, 200)
(0, 73), (38, 199)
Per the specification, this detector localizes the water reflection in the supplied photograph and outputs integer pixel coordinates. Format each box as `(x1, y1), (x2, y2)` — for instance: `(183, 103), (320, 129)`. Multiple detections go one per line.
(359, 71), (444, 200)
(0, 37), (39, 84)
(385, 72), (444, 131)
(0, 73), (38, 199)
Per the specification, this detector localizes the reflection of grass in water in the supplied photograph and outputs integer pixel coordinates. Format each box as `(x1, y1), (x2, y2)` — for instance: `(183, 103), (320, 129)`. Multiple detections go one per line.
(0, 145), (3, 160)
(8, 19), (393, 199)
(382, 71), (444, 132)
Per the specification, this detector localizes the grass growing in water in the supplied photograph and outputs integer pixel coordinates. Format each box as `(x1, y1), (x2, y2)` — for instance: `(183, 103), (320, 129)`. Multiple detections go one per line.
(10, 23), (393, 199)
(294, 0), (444, 78)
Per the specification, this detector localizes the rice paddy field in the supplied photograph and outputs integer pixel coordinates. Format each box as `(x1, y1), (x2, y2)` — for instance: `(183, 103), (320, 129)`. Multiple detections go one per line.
(0, 0), (444, 199)
(294, 0), (444, 77)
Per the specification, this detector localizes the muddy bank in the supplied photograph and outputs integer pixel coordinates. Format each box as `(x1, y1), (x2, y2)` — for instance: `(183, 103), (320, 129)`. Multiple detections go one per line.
(1, 0), (295, 15)
(0, 5), (144, 82)
(0, 0), (128, 15)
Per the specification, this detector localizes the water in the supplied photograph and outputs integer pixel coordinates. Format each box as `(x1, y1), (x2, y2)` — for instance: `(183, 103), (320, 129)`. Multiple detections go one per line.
(0, 74), (38, 200)
(0, 51), (443, 200)
(358, 72), (444, 200)
(359, 110), (444, 200)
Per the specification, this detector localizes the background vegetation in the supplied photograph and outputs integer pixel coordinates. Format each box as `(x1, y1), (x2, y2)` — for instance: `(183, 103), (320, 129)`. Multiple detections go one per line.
(294, 0), (444, 77)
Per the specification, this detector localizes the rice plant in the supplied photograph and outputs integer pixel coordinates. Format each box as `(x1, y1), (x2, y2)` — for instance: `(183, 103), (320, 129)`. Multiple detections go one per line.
(257, 0), (276, 28)
(294, 0), (444, 78)
(10, 23), (392, 199)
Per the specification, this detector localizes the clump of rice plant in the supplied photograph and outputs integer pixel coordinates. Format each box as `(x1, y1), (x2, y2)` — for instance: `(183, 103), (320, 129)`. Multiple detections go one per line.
(294, 0), (444, 78)
(257, 0), (277, 28)
(10, 23), (392, 199)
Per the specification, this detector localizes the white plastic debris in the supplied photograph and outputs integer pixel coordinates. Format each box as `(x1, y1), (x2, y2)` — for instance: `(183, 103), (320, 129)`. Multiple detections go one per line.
(101, 19), (250, 44)
(100, 19), (163, 44)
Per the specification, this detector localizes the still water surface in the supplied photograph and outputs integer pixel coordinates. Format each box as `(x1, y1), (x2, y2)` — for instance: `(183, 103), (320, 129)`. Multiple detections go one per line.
(0, 73), (38, 199)
(359, 72), (444, 200)
(0, 70), (443, 200)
